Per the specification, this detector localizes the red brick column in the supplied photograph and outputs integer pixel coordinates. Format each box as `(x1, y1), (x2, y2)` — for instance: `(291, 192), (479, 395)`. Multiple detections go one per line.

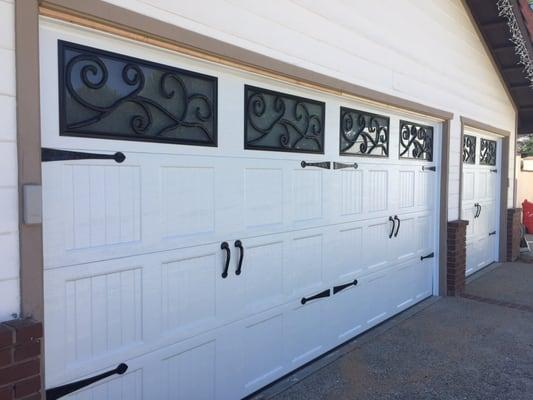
(447, 220), (468, 296)
(507, 208), (522, 262)
(0, 319), (42, 400)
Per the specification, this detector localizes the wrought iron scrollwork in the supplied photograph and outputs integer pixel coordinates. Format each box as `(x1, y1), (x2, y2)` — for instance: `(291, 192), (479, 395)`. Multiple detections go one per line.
(244, 85), (325, 153)
(480, 138), (497, 166)
(58, 40), (217, 146)
(340, 107), (389, 157)
(463, 134), (476, 164)
(399, 120), (433, 161)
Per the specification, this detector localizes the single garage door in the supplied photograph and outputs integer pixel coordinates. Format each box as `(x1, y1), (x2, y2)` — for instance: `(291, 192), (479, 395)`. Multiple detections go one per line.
(461, 129), (501, 276)
(40, 22), (440, 399)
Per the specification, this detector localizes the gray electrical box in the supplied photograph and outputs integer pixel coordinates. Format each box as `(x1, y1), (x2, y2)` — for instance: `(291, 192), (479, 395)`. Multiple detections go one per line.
(23, 184), (42, 225)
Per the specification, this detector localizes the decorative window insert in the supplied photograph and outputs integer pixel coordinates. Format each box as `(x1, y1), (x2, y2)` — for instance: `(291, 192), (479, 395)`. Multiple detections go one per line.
(399, 120), (434, 161)
(480, 138), (497, 166)
(339, 107), (389, 157)
(58, 40), (218, 146)
(244, 85), (325, 154)
(463, 134), (476, 164)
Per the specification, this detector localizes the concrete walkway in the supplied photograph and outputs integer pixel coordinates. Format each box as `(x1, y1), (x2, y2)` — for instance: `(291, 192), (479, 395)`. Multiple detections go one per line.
(259, 262), (533, 400)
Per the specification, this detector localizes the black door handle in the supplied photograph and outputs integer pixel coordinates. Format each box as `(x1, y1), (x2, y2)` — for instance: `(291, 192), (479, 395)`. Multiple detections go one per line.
(221, 242), (231, 278)
(420, 252), (434, 261)
(46, 363), (128, 400)
(234, 240), (244, 275)
(333, 162), (358, 170)
(394, 215), (401, 237)
(389, 216), (395, 239)
(477, 204), (482, 218)
(301, 161), (331, 169)
(474, 203), (479, 218)
(333, 279), (358, 295)
(301, 289), (330, 305)
(42, 148), (126, 163)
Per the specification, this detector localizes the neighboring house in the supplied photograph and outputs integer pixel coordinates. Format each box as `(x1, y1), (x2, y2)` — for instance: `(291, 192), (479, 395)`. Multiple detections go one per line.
(0, 1), (532, 399)
(517, 155), (533, 206)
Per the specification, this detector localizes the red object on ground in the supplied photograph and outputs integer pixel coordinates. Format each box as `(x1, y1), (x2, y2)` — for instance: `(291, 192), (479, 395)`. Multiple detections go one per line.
(522, 200), (533, 233)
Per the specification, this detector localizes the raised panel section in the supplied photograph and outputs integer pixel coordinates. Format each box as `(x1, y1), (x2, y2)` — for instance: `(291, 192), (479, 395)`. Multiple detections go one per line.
(65, 268), (142, 364)
(340, 170), (362, 216)
(365, 169), (388, 213)
(364, 221), (390, 271)
(161, 253), (217, 333)
(242, 241), (284, 313)
(65, 369), (143, 400)
(163, 340), (216, 400)
(417, 170), (435, 208)
(287, 234), (323, 296)
(242, 314), (284, 391)
(292, 170), (323, 222)
(398, 170), (415, 209)
(462, 170), (475, 201)
(162, 166), (215, 238)
(63, 164), (141, 250)
(334, 226), (363, 279)
(245, 168), (283, 227)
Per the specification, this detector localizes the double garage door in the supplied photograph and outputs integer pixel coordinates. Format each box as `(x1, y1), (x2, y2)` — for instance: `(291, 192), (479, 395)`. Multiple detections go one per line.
(41, 22), (440, 399)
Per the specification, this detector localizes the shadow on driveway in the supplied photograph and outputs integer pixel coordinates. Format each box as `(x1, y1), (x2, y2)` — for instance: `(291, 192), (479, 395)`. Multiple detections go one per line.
(260, 262), (533, 400)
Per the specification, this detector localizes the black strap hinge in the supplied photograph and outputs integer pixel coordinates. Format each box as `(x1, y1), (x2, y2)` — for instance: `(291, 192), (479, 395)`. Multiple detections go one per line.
(422, 166), (436, 172)
(42, 148), (126, 163)
(420, 252), (435, 261)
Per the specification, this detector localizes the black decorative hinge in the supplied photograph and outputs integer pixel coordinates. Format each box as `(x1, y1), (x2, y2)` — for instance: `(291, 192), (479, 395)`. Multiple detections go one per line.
(420, 252), (435, 261)
(333, 162), (358, 170)
(490, 169), (498, 173)
(489, 231), (497, 236)
(422, 166), (436, 172)
(46, 363), (128, 400)
(42, 148), (126, 163)
(301, 161), (331, 169)
(301, 289), (330, 305)
(333, 279), (358, 294)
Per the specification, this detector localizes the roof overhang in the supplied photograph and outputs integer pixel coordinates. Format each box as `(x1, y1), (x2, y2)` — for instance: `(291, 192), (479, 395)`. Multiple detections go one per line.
(465, 0), (533, 134)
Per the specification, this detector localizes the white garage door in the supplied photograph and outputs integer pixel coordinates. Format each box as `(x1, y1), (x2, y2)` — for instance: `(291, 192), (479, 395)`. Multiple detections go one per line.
(40, 22), (440, 399)
(461, 129), (501, 276)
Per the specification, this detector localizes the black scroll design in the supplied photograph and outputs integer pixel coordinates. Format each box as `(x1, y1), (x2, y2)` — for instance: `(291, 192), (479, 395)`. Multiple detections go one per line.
(480, 138), (497, 166)
(340, 107), (389, 157)
(463, 134), (476, 164)
(399, 120), (433, 161)
(58, 40), (217, 146)
(244, 85), (325, 154)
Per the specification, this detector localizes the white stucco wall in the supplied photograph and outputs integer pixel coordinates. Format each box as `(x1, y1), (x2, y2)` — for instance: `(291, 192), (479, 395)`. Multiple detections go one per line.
(102, 0), (517, 219)
(0, 0), (20, 321)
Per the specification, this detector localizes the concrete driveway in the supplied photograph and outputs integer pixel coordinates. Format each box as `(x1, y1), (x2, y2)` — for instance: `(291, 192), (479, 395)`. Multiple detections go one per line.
(254, 262), (533, 400)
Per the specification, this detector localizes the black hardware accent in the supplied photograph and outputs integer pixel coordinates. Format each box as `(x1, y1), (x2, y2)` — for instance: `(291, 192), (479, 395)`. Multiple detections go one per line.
(234, 240), (244, 276)
(463, 134), (476, 164)
(480, 138), (497, 166)
(388, 216), (395, 239)
(221, 242), (231, 279)
(420, 252), (435, 261)
(46, 363), (128, 400)
(301, 289), (330, 305)
(399, 120), (433, 161)
(333, 279), (358, 295)
(58, 40), (217, 147)
(244, 85), (325, 154)
(394, 215), (401, 237)
(490, 169), (498, 173)
(301, 161), (331, 169)
(42, 148), (126, 163)
(339, 107), (389, 157)
(477, 204), (482, 218)
(474, 203), (480, 218)
(489, 231), (497, 236)
(333, 162), (358, 170)
(422, 166), (436, 171)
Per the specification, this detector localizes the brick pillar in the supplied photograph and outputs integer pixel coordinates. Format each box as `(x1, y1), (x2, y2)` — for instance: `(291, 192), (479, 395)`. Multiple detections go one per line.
(507, 208), (522, 262)
(447, 220), (468, 296)
(0, 319), (42, 400)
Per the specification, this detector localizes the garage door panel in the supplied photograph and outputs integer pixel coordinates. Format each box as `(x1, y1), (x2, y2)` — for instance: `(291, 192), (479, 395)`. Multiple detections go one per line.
(286, 232), (326, 297)
(364, 220), (393, 272)
(363, 166), (392, 217)
(292, 168), (326, 223)
(327, 224), (364, 282)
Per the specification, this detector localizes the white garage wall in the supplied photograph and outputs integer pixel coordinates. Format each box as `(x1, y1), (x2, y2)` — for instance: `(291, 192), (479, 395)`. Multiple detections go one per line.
(100, 0), (517, 220)
(0, 0), (20, 321)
